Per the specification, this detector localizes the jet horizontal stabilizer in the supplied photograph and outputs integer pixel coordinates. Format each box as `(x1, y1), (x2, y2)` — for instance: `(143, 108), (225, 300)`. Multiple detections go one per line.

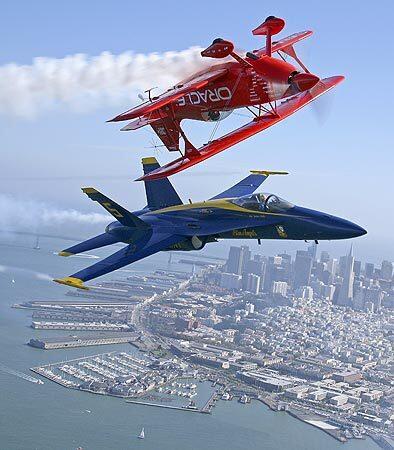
(58, 232), (120, 257)
(53, 277), (89, 290)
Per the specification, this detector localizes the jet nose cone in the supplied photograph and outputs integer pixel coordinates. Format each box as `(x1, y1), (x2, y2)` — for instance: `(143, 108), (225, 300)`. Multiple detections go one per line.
(291, 73), (320, 92)
(348, 223), (367, 238)
(331, 216), (367, 239)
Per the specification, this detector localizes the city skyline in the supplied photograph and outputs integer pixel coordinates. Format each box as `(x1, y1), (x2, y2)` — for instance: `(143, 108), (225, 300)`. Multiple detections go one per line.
(220, 242), (393, 314)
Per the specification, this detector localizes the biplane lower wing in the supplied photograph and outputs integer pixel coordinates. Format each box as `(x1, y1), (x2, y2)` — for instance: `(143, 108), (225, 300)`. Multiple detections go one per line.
(109, 68), (228, 122)
(137, 76), (344, 181)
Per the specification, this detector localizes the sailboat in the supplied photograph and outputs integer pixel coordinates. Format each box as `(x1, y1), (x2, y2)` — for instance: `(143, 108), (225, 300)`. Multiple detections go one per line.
(33, 235), (40, 250)
(138, 427), (145, 440)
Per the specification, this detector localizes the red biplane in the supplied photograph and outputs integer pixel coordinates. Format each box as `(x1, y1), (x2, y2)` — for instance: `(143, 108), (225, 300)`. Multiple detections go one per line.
(108, 16), (344, 181)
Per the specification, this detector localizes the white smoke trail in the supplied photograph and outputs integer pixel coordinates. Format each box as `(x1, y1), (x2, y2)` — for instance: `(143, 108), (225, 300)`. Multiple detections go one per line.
(0, 47), (210, 118)
(0, 194), (108, 228)
(0, 264), (52, 281)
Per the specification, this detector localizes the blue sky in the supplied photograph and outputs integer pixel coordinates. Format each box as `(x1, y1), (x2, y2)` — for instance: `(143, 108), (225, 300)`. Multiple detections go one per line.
(1, 0), (393, 262)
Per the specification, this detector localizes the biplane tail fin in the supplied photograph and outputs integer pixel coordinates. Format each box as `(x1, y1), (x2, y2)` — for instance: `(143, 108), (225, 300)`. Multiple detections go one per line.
(252, 16), (285, 57)
(142, 157), (183, 210)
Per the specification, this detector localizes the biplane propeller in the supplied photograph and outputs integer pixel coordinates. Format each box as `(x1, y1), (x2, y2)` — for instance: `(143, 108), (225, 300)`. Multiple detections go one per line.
(108, 16), (344, 181)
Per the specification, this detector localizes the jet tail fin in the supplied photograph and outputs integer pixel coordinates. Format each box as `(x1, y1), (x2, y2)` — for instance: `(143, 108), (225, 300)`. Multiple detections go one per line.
(142, 157), (182, 210)
(82, 188), (148, 228)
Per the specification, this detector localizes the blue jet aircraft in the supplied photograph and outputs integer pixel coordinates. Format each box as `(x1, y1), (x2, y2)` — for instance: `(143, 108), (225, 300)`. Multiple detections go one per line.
(54, 157), (366, 290)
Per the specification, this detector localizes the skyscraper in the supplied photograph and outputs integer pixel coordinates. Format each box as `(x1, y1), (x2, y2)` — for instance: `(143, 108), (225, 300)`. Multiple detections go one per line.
(293, 250), (313, 289)
(245, 274), (261, 295)
(353, 260), (361, 278)
(365, 262), (374, 279)
(263, 256), (285, 292)
(381, 260), (393, 281)
(320, 251), (330, 263)
(336, 245), (355, 307)
(226, 245), (250, 275)
(307, 242), (318, 261)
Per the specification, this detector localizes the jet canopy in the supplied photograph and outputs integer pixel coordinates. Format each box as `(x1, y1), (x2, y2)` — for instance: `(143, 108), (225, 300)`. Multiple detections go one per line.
(230, 193), (294, 213)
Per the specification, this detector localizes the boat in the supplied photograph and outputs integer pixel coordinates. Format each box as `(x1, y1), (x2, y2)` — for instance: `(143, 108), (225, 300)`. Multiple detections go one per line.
(138, 427), (145, 439)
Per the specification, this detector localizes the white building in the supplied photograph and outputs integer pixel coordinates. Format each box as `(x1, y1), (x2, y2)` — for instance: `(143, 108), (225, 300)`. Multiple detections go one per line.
(272, 281), (288, 296)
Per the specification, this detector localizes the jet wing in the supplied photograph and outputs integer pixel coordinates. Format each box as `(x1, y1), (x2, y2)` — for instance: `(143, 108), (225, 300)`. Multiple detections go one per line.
(108, 68), (228, 123)
(210, 170), (288, 200)
(137, 76), (344, 181)
(253, 30), (313, 57)
(54, 232), (185, 289)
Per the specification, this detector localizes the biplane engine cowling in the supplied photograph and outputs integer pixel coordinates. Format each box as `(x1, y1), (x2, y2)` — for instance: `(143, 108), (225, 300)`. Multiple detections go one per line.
(201, 39), (234, 58)
(201, 110), (233, 122)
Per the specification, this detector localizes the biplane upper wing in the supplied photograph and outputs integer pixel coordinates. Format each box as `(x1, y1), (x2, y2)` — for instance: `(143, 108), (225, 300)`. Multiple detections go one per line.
(137, 76), (344, 181)
(108, 68), (228, 123)
(253, 30), (313, 57)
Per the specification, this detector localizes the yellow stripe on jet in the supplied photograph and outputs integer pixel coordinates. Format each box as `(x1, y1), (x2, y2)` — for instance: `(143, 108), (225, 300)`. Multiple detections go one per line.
(250, 170), (289, 176)
(150, 199), (279, 216)
(142, 157), (158, 165)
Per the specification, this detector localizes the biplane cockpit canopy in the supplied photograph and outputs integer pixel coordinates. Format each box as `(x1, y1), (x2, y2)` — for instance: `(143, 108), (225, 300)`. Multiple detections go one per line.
(230, 193), (294, 213)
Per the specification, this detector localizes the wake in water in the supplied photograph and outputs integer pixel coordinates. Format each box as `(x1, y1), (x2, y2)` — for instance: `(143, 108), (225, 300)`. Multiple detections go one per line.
(0, 363), (43, 384)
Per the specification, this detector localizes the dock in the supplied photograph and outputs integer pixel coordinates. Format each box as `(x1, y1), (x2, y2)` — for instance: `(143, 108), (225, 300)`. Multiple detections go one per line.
(126, 399), (200, 413)
(28, 333), (138, 349)
(200, 391), (219, 414)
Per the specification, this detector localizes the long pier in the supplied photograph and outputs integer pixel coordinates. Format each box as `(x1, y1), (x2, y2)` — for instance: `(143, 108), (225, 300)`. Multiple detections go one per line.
(201, 391), (218, 414)
(126, 399), (200, 413)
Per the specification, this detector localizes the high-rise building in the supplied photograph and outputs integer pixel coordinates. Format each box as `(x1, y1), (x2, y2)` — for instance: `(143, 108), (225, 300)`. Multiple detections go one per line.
(220, 273), (242, 290)
(245, 274), (261, 295)
(336, 245), (355, 307)
(353, 288), (365, 311)
(326, 258), (338, 277)
(301, 286), (313, 300)
(226, 245), (250, 275)
(308, 242), (318, 260)
(353, 260), (361, 278)
(293, 250), (313, 289)
(364, 287), (384, 312)
(365, 262), (374, 279)
(244, 257), (264, 276)
(322, 284), (335, 302)
(338, 255), (347, 278)
(320, 251), (330, 263)
(381, 260), (393, 281)
(278, 253), (292, 282)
